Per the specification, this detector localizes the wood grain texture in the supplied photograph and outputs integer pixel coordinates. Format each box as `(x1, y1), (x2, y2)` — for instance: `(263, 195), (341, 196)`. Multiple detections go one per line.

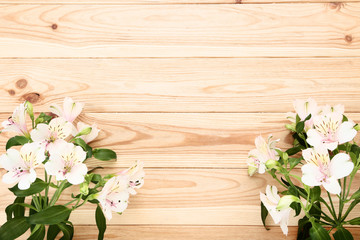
(0, 4), (359, 57)
(0, 0), (358, 3)
(13, 226), (360, 240)
(1, 168), (359, 225)
(1, 112), (360, 168)
(1, 58), (360, 112)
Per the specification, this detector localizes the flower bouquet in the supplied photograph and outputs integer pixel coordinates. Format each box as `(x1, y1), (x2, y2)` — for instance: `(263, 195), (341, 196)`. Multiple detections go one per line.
(0, 98), (144, 240)
(248, 98), (360, 239)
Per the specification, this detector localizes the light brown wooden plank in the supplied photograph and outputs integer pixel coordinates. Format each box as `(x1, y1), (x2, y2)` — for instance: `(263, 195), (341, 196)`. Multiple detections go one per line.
(1, 58), (360, 113)
(0, 4), (359, 57)
(14, 225), (360, 240)
(1, 169), (359, 225)
(1, 112), (360, 168)
(0, 0), (357, 3)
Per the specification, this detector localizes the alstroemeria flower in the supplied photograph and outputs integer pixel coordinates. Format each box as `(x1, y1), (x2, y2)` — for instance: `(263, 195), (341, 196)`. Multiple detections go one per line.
(247, 135), (279, 176)
(301, 147), (354, 195)
(118, 161), (145, 195)
(97, 176), (130, 220)
(45, 140), (87, 185)
(1, 102), (29, 136)
(306, 111), (357, 151)
(286, 98), (320, 131)
(30, 117), (73, 152)
(260, 185), (291, 235)
(73, 122), (100, 143)
(0, 143), (45, 190)
(50, 97), (84, 123)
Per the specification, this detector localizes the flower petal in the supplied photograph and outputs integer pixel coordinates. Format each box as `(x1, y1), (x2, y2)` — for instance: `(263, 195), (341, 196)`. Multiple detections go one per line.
(30, 124), (50, 142)
(66, 163), (87, 185)
(0, 149), (22, 171)
(18, 169), (36, 190)
(306, 129), (323, 148)
(338, 121), (357, 145)
(330, 153), (354, 179)
(2, 171), (20, 184)
(63, 97), (84, 122)
(301, 164), (322, 187)
(323, 177), (341, 195)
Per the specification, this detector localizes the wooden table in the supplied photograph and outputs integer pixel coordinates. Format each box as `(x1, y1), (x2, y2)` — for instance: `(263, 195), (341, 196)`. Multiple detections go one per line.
(0, 0), (359, 239)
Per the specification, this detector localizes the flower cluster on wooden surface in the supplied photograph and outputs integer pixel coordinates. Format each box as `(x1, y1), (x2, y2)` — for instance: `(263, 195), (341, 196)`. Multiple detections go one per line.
(0, 98), (144, 240)
(249, 98), (360, 240)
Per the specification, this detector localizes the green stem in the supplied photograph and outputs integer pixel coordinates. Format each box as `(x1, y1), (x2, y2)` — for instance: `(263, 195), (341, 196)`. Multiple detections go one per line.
(272, 174), (287, 188)
(73, 194), (83, 209)
(49, 180), (67, 206)
(64, 198), (79, 207)
(338, 179), (346, 221)
(327, 192), (337, 221)
(32, 195), (40, 211)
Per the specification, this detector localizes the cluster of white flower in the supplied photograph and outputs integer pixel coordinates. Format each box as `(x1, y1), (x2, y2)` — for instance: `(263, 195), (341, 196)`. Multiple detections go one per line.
(0, 98), (144, 220)
(248, 98), (358, 236)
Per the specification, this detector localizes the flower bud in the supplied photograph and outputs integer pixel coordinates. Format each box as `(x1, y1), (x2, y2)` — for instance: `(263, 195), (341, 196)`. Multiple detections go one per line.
(266, 159), (280, 170)
(276, 195), (300, 210)
(75, 127), (92, 137)
(285, 123), (296, 132)
(248, 165), (257, 177)
(80, 181), (89, 195)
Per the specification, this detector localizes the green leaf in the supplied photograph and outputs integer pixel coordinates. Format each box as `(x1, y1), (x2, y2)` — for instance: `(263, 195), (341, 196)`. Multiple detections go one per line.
(6, 136), (30, 150)
(35, 112), (53, 125)
(28, 224), (45, 240)
(260, 202), (269, 230)
(289, 158), (302, 170)
(310, 186), (321, 202)
(73, 138), (92, 159)
(309, 222), (331, 240)
(348, 217), (360, 225)
(296, 121), (305, 133)
(47, 225), (61, 240)
(28, 206), (71, 225)
(5, 197), (26, 220)
(292, 133), (307, 148)
(333, 227), (354, 240)
(309, 202), (322, 221)
(297, 216), (311, 240)
(290, 202), (301, 216)
(0, 217), (31, 240)
(343, 115), (349, 122)
(57, 222), (74, 240)
(350, 188), (360, 200)
(9, 178), (48, 197)
(96, 205), (107, 240)
(93, 148), (117, 161)
(286, 147), (302, 156)
(304, 114), (312, 122)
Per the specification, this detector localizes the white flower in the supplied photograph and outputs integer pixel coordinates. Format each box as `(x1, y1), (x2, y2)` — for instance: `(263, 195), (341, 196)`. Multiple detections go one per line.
(45, 140), (87, 185)
(74, 122), (100, 143)
(286, 98), (320, 131)
(301, 147), (354, 195)
(0, 143), (45, 190)
(30, 117), (73, 152)
(97, 176), (130, 220)
(306, 111), (357, 151)
(2, 102), (29, 136)
(248, 135), (279, 176)
(260, 185), (291, 235)
(118, 161), (145, 195)
(50, 97), (84, 123)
